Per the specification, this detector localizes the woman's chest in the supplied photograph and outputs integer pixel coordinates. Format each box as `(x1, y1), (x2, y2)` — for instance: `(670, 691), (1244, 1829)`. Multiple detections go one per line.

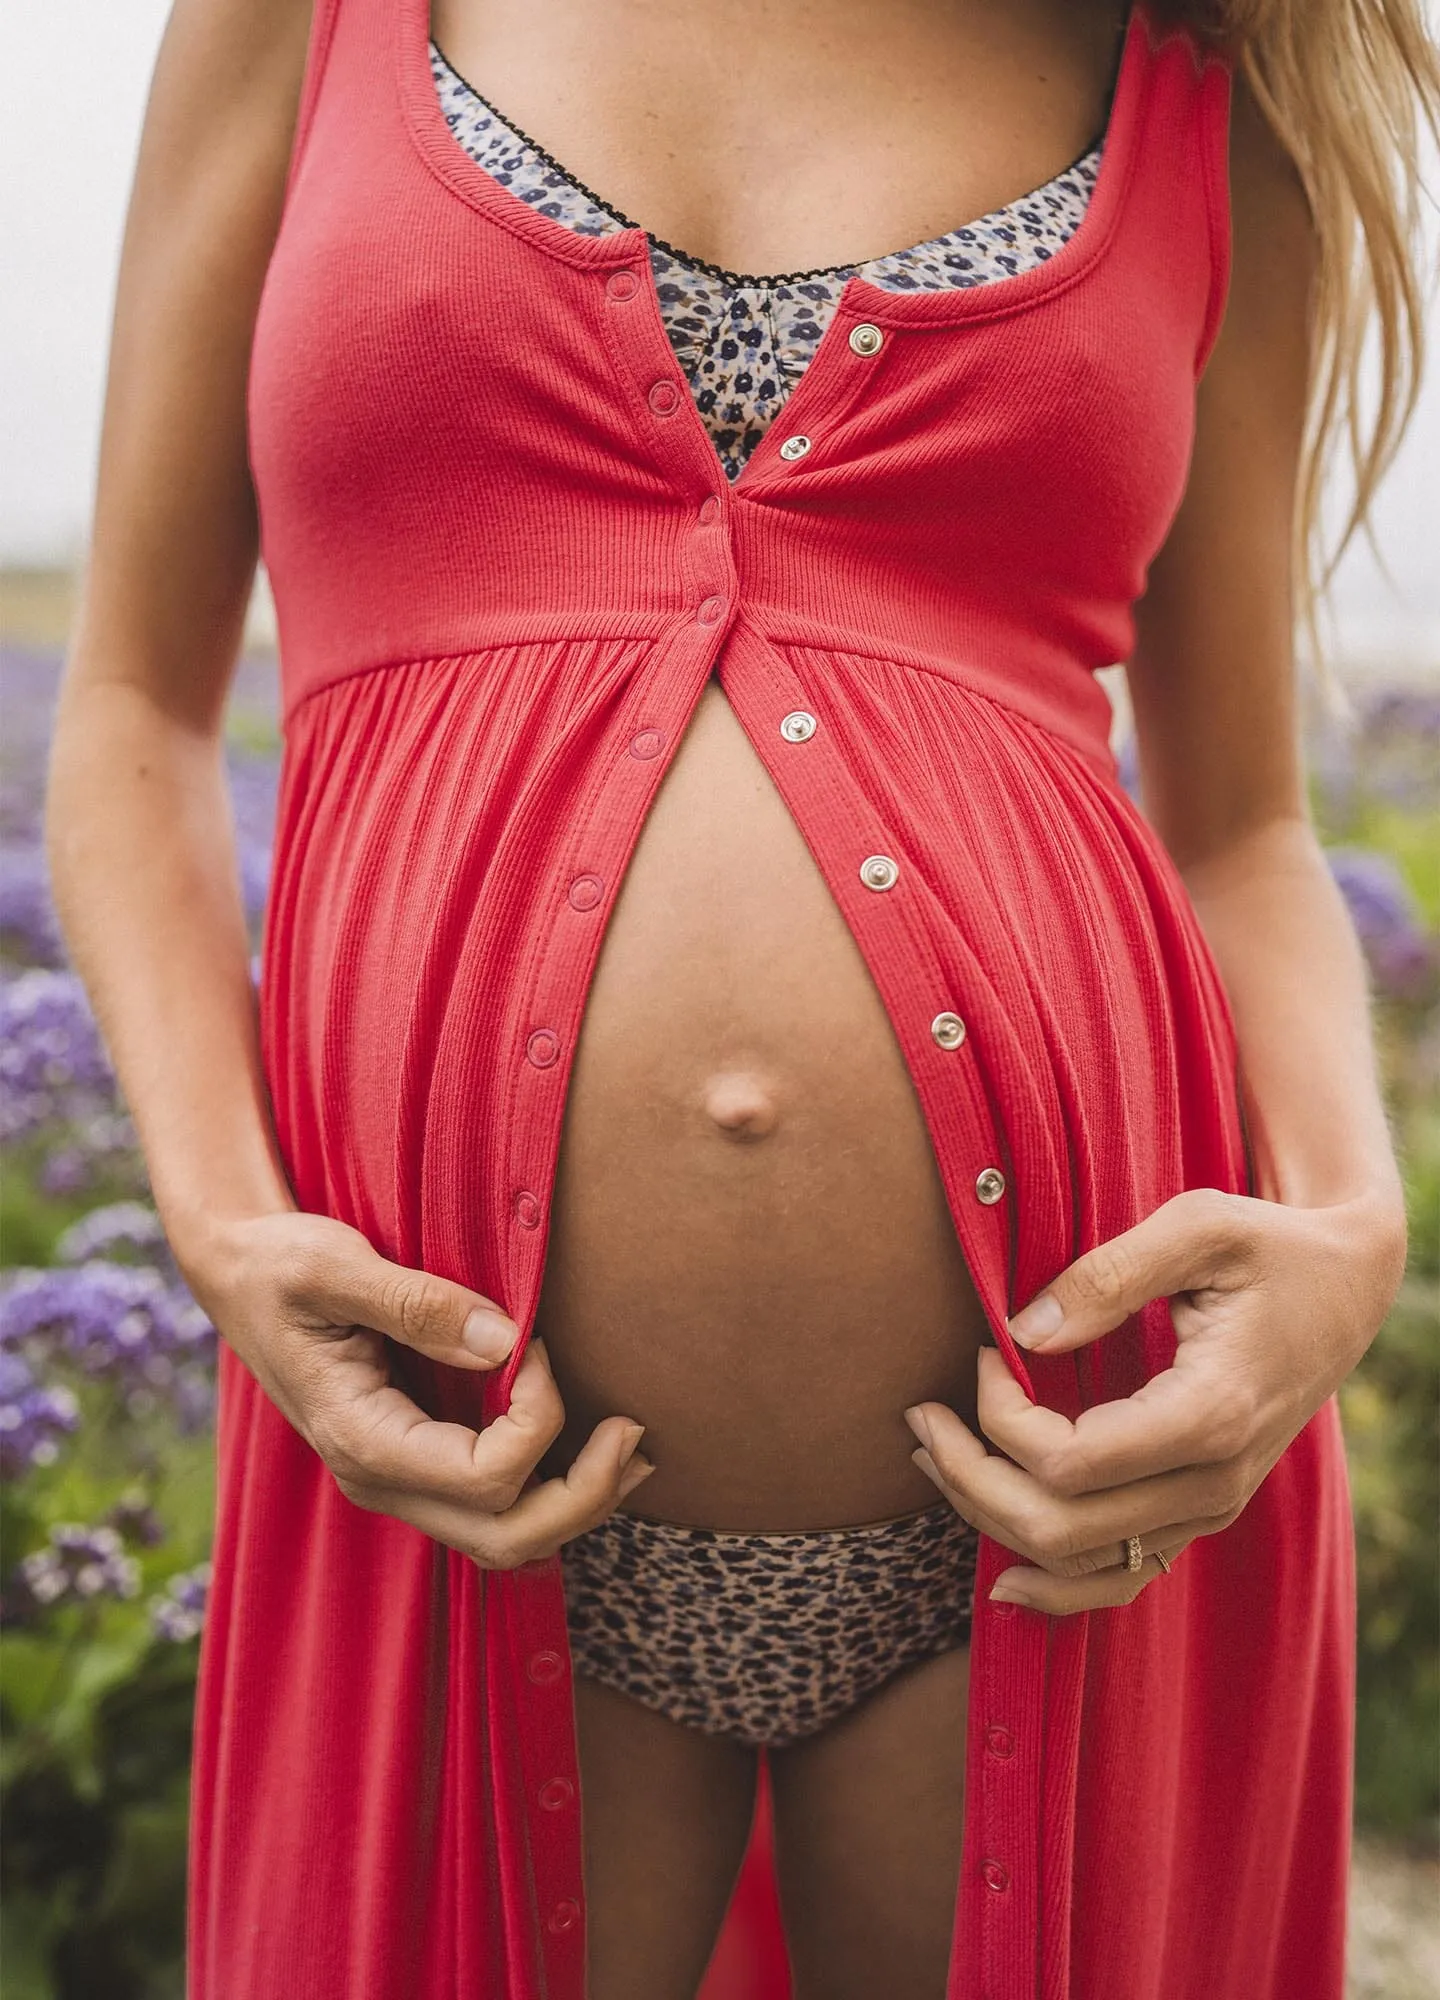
(427, 0), (1126, 276)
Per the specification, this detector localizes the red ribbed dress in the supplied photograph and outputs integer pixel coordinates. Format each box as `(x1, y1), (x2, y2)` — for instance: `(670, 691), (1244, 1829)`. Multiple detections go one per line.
(188, 3), (1358, 1994)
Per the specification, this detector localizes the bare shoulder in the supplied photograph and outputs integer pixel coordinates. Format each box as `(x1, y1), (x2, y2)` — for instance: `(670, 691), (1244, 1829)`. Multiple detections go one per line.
(126, 0), (318, 241)
(1215, 66), (1318, 366)
(1122, 73), (1318, 861)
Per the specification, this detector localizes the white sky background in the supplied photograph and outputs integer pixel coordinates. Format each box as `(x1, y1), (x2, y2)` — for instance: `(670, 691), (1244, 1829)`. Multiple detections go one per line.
(2, 1), (1437, 676)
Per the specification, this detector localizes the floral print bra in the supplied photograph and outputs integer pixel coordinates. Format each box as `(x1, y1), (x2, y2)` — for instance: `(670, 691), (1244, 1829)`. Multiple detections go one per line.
(430, 42), (1104, 483)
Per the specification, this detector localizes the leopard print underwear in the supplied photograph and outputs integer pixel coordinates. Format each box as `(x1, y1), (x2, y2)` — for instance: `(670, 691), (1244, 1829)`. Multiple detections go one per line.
(559, 1499), (980, 1750)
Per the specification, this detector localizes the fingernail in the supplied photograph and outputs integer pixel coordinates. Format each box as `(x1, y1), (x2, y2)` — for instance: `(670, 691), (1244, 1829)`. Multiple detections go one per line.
(618, 1457), (655, 1497)
(989, 1587), (1030, 1606)
(462, 1310), (517, 1361)
(1008, 1293), (1063, 1348)
(618, 1422), (646, 1466)
(904, 1406), (934, 1451)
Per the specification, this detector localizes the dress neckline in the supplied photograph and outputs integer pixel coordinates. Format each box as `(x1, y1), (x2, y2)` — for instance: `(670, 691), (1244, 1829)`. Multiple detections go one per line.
(398, 0), (1156, 333)
(426, 36), (1107, 293)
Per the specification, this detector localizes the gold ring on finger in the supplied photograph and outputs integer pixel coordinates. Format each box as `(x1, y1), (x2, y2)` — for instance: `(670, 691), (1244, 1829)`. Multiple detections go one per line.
(1154, 1549), (1172, 1575)
(1124, 1534), (1144, 1573)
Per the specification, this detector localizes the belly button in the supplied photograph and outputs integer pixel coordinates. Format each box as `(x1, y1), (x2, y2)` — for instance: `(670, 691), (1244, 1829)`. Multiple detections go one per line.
(701, 1071), (781, 1141)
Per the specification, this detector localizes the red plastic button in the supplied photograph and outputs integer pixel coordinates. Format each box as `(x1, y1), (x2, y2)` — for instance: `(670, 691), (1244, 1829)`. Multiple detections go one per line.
(525, 1029), (560, 1069)
(538, 1776), (575, 1812)
(698, 494), (721, 524)
(628, 729), (665, 760)
(990, 1599), (1019, 1619)
(606, 269), (639, 301)
(696, 595), (725, 625)
(527, 1649), (565, 1686)
(547, 1898), (581, 1934)
(512, 1188), (541, 1229)
(648, 379), (680, 415)
(567, 873), (604, 911)
(981, 1859), (1011, 1895)
(985, 1723), (1016, 1759)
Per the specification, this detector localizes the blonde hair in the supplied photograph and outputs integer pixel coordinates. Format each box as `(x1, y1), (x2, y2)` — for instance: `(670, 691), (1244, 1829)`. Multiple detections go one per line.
(1169, 0), (1440, 672)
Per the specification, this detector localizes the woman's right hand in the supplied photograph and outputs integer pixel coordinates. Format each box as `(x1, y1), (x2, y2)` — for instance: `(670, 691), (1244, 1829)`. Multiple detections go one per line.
(181, 1209), (654, 1568)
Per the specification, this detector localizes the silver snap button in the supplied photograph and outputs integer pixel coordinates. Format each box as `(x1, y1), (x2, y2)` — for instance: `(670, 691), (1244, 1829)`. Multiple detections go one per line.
(849, 322), (884, 356)
(859, 854), (899, 892)
(778, 434), (812, 461)
(779, 710), (817, 742)
(931, 1011), (966, 1050)
(975, 1167), (1007, 1205)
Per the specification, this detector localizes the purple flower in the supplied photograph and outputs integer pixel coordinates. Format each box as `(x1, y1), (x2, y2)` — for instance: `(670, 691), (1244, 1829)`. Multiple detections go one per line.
(104, 1491), (167, 1547)
(1360, 687), (1440, 749)
(0, 1263), (215, 1430)
(239, 840), (274, 929)
(0, 969), (118, 1142)
(227, 750), (279, 930)
(1115, 732), (1140, 803)
(55, 1201), (174, 1275)
(1327, 847), (1438, 1004)
(37, 1147), (92, 1196)
(11, 1521), (142, 1613)
(1313, 688), (1440, 821)
(0, 1347), (80, 1475)
(0, 842), (63, 967)
(149, 1560), (211, 1642)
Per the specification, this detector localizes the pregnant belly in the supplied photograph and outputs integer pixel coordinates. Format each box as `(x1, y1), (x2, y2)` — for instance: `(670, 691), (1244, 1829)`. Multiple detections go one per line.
(533, 680), (989, 1531)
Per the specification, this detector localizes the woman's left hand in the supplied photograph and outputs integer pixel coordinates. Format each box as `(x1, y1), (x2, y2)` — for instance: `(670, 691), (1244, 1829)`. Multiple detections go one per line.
(904, 1185), (1406, 1614)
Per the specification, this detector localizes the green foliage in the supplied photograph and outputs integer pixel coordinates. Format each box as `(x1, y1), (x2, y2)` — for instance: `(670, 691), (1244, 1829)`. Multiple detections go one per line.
(2, 1643), (195, 2000)
(1343, 1275), (1440, 1839)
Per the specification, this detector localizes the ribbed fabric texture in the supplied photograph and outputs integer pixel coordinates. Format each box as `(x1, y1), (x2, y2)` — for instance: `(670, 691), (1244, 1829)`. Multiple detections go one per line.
(189, 4), (1357, 1996)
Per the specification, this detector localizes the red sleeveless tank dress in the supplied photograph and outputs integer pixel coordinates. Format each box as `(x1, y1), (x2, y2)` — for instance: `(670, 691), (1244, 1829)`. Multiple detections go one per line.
(188, 3), (1358, 1994)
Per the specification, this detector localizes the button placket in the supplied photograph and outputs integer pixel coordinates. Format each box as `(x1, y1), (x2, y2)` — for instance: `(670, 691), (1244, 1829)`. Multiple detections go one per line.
(655, 648), (1045, 1993)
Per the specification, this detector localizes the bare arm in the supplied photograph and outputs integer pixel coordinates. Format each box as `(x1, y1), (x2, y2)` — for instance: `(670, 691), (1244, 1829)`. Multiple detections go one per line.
(45, 0), (650, 1561)
(1125, 78), (1402, 1225)
(907, 76), (1407, 1609)
(47, 0), (310, 1249)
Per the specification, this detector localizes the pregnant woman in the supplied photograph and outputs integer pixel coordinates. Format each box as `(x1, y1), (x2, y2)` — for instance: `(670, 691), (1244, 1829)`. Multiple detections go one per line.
(45, 1), (1434, 1995)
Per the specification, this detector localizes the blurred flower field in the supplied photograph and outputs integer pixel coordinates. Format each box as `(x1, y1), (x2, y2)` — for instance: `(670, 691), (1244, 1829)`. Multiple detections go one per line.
(1, 639), (1436, 1998)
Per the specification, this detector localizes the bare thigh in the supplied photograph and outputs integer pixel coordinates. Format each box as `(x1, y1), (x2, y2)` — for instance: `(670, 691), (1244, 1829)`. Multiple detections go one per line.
(769, 1644), (971, 2000)
(574, 1673), (759, 2000)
